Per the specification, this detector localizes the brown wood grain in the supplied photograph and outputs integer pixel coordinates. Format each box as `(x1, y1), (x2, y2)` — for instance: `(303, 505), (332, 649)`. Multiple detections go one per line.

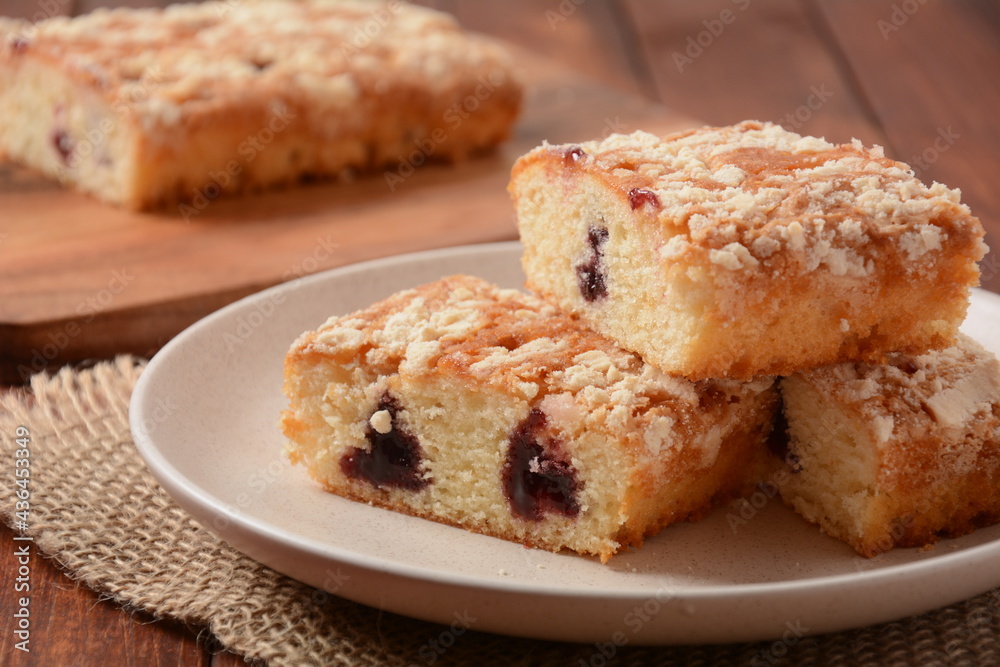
(74, 0), (171, 12)
(442, 0), (652, 98)
(622, 0), (889, 147)
(3, 0), (74, 21)
(0, 522), (211, 666)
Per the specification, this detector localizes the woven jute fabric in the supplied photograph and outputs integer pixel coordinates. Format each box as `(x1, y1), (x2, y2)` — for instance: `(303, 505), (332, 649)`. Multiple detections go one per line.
(2, 357), (1000, 666)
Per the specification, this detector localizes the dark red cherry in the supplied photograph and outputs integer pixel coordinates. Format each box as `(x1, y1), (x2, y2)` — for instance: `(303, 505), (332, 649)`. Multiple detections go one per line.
(628, 187), (660, 210)
(766, 408), (801, 473)
(563, 146), (586, 167)
(340, 393), (429, 491)
(575, 225), (610, 302)
(51, 129), (73, 164)
(502, 409), (581, 521)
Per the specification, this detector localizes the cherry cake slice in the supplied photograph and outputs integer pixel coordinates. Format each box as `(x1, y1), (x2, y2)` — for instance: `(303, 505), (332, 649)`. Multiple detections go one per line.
(281, 275), (778, 561)
(510, 121), (986, 380)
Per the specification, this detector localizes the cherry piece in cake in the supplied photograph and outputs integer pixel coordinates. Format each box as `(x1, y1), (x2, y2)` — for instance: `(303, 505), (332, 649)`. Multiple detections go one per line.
(503, 409), (581, 521)
(627, 187), (660, 210)
(340, 393), (428, 491)
(563, 145), (586, 166)
(51, 129), (72, 164)
(575, 225), (610, 302)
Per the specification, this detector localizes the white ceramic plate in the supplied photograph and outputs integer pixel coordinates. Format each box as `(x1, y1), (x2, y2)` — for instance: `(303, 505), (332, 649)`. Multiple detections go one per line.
(131, 241), (1000, 645)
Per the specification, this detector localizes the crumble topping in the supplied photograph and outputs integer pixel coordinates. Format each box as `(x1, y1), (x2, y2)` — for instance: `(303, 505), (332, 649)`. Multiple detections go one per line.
(537, 121), (986, 277)
(0, 0), (518, 127)
(798, 334), (1000, 442)
(298, 275), (771, 447)
(368, 408), (393, 434)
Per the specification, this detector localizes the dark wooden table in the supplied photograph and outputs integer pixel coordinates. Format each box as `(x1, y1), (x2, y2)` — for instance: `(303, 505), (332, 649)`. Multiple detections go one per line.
(3, 1), (999, 664)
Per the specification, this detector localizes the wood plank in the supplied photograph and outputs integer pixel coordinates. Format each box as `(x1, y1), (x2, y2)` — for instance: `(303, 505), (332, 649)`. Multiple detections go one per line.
(211, 650), (261, 667)
(73, 0), (172, 13)
(0, 522), (209, 666)
(622, 0), (887, 146)
(442, 0), (651, 98)
(2, 0), (74, 21)
(816, 0), (1000, 290)
(0, 45), (698, 384)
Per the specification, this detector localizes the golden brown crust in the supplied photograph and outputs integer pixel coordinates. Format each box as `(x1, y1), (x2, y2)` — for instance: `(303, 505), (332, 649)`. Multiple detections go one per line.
(510, 121), (986, 379)
(779, 334), (1000, 556)
(798, 334), (1000, 437)
(291, 274), (774, 430)
(612, 387), (779, 552)
(0, 1), (522, 208)
(516, 121), (985, 267)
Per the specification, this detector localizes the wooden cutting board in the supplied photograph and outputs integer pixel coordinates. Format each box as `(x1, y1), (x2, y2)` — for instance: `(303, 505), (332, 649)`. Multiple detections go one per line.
(0, 45), (699, 384)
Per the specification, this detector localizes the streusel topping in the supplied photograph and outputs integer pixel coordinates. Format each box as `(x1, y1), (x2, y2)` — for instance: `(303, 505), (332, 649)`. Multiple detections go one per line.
(0, 0), (517, 126)
(300, 274), (764, 417)
(296, 274), (777, 465)
(539, 121), (986, 277)
(800, 333), (1000, 443)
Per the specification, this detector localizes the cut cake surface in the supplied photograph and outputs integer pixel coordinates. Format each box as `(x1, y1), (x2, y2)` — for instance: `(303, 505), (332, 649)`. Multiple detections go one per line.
(777, 333), (1000, 557)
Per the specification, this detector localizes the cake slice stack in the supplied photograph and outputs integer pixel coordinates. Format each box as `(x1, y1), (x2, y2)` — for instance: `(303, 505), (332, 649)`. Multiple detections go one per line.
(509, 120), (1000, 557)
(283, 120), (1000, 560)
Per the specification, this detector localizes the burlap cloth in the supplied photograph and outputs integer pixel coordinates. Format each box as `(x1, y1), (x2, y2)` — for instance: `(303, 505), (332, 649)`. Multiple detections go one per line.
(2, 357), (999, 666)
